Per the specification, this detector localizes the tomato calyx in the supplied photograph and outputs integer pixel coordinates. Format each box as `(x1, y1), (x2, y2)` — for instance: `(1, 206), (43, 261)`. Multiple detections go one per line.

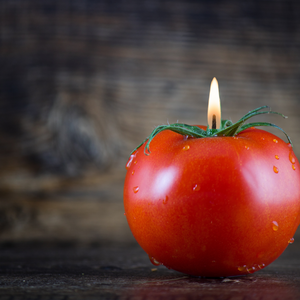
(132, 106), (292, 155)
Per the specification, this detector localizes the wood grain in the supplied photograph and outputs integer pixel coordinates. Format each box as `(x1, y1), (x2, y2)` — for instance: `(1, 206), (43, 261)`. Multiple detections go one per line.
(0, 0), (300, 242)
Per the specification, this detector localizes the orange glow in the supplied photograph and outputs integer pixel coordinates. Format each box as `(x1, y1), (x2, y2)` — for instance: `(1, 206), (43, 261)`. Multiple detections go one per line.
(207, 77), (221, 129)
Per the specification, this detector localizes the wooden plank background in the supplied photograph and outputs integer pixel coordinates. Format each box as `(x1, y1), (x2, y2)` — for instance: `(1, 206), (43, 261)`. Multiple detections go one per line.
(0, 0), (300, 243)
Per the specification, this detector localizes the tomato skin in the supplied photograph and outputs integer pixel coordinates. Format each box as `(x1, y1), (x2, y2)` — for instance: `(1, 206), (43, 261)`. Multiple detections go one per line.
(124, 127), (300, 277)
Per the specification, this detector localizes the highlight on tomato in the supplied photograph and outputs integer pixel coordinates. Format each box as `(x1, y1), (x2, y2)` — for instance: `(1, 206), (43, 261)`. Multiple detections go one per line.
(123, 80), (300, 277)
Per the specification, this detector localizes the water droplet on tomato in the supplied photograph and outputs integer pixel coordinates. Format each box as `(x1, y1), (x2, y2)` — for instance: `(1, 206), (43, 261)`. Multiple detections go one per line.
(193, 184), (200, 191)
(238, 265), (246, 272)
(292, 165), (296, 171)
(247, 266), (256, 273)
(289, 152), (296, 164)
(183, 145), (190, 151)
(273, 166), (279, 173)
(132, 170), (135, 175)
(275, 155), (279, 160)
(272, 221), (279, 231)
(126, 154), (135, 170)
(273, 139), (278, 143)
(149, 256), (161, 266)
(258, 263), (265, 269)
(163, 195), (169, 204)
(133, 186), (139, 193)
(233, 136), (238, 140)
(261, 137), (265, 141)
(288, 238), (295, 244)
(134, 160), (137, 164)
(245, 146), (249, 150)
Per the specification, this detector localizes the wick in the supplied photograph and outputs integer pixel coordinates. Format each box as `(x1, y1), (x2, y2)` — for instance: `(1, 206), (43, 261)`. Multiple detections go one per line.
(212, 114), (217, 129)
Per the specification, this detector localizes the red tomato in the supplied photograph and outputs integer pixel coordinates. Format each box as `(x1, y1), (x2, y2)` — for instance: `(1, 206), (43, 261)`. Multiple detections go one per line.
(123, 126), (300, 277)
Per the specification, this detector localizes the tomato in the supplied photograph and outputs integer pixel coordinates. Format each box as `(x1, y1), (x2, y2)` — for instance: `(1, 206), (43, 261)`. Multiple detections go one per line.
(124, 125), (300, 277)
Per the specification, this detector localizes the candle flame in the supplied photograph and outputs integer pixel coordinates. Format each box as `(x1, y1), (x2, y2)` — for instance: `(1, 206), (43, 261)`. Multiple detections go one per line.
(207, 77), (221, 129)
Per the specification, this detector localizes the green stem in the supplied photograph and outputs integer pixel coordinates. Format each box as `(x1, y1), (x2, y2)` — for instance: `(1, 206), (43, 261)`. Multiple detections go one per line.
(131, 106), (292, 155)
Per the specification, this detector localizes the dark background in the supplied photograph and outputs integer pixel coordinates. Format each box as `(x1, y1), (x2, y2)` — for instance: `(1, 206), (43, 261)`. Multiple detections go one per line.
(1, 0), (300, 244)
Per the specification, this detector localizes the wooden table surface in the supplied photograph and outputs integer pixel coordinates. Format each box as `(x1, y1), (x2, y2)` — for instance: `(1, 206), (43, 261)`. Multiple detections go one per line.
(0, 238), (299, 299)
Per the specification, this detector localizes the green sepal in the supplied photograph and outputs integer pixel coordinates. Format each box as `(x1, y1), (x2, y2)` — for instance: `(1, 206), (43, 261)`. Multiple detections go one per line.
(131, 106), (292, 155)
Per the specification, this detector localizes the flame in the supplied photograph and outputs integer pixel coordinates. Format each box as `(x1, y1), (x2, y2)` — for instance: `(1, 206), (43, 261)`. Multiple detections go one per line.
(207, 77), (221, 129)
